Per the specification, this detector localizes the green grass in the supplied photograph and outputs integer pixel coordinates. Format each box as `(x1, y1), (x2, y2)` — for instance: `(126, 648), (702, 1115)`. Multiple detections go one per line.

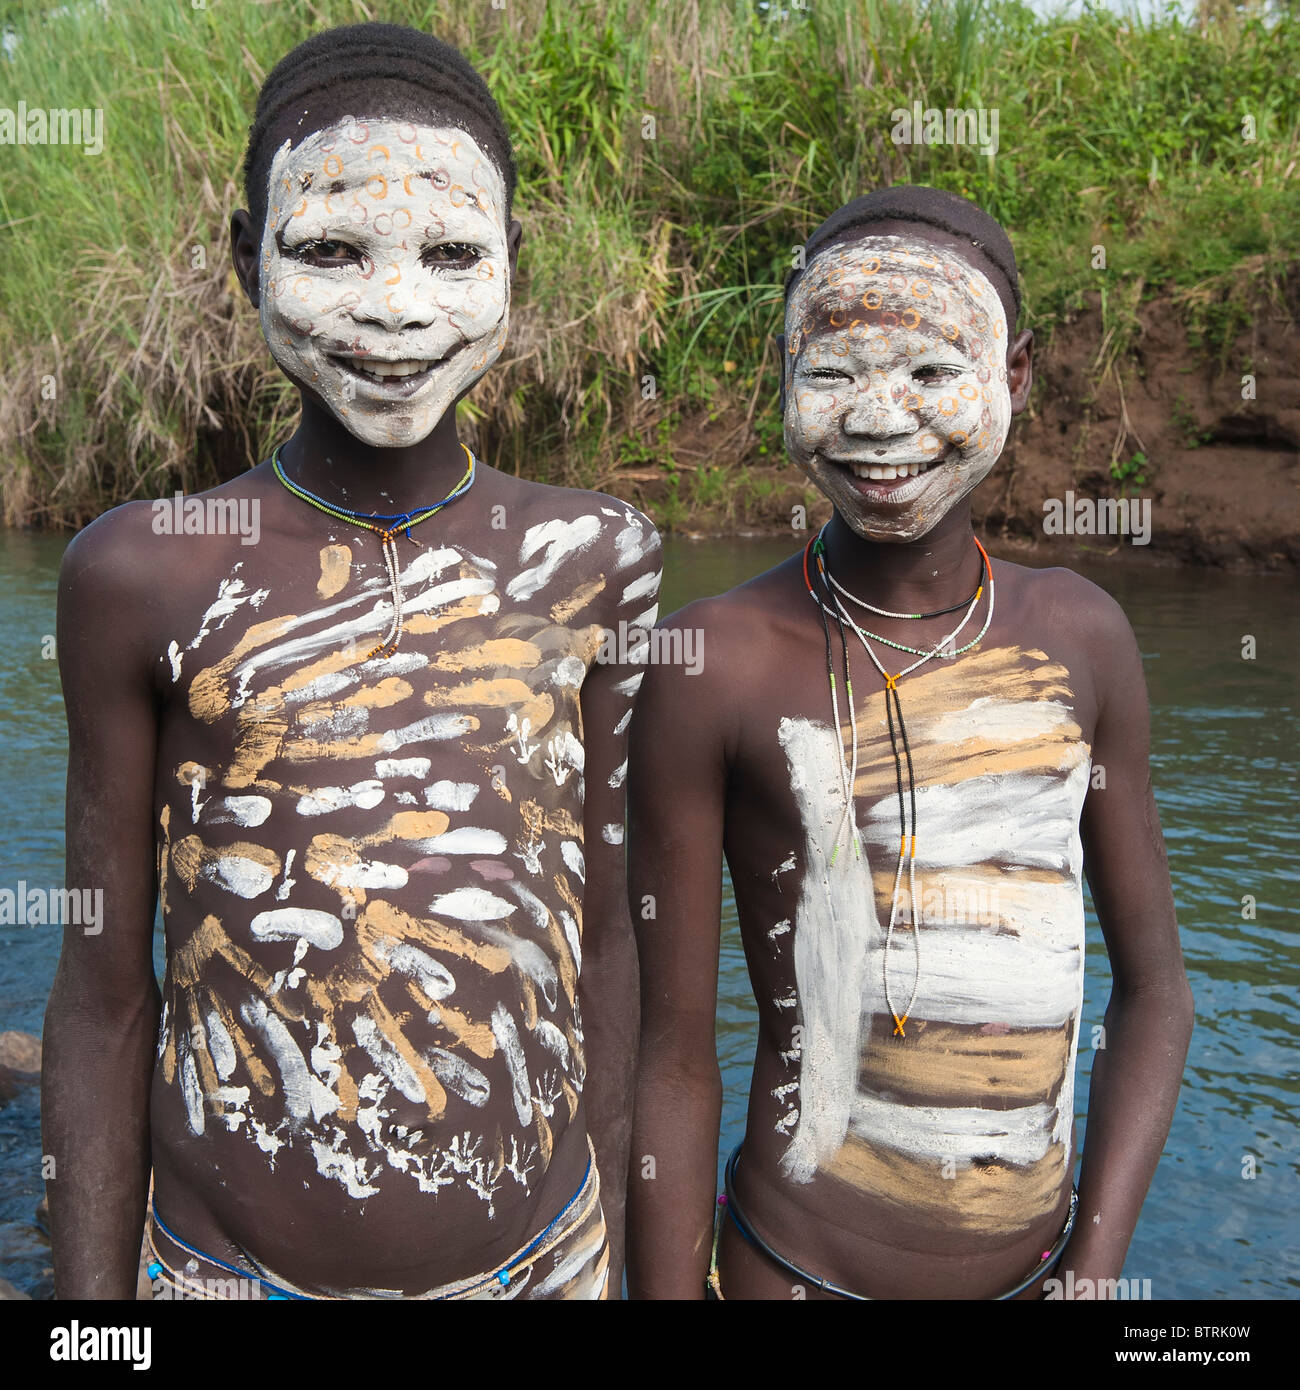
(0, 0), (1297, 527)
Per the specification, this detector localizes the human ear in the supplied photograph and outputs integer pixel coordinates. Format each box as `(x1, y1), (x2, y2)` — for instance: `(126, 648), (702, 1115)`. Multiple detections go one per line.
(1006, 328), (1034, 414)
(507, 217), (523, 281)
(230, 208), (262, 310)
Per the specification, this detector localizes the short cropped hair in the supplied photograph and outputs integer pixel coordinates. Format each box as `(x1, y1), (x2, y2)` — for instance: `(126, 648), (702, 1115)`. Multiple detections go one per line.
(242, 21), (517, 239)
(786, 185), (1022, 330)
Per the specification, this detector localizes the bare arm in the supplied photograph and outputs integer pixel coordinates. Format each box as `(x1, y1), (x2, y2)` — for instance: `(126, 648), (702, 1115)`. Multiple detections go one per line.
(1059, 593), (1195, 1290)
(625, 600), (731, 1299)
(575, 511), (662, 1289)
(43, 508), (163, 1298)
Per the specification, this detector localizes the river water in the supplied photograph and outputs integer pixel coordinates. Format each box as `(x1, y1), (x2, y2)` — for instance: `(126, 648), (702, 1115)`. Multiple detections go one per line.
(0, 529), (1295, 1298)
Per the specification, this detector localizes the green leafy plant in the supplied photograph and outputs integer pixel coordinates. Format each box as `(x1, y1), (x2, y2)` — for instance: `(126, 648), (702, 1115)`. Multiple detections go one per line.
(1, 0), (1296, 527)
(1169, 392), (1215, 449)
(1110, 450), (1151, 497)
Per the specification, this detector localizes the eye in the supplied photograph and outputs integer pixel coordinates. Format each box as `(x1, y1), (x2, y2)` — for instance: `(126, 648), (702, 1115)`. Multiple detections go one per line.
(424, 243), (482, 267)
(803, 368), (849, 382)
(913, 364), (963, 383)
(285, 238), (361, 266)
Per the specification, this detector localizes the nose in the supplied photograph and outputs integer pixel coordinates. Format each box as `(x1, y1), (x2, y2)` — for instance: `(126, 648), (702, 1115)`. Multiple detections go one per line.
(841, 373), (920, 442)
(349, 264), (438, 333)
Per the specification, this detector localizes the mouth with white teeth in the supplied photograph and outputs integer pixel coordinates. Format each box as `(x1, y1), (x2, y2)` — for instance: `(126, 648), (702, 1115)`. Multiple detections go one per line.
(847, 460), (936, 481)
(822, 451), (951, 503)
(329, 352), (452, 395)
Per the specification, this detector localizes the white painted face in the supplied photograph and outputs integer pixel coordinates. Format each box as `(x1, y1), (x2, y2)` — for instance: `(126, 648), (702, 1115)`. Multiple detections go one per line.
(784, 235), (1012, 542)
(258, 117), (511, 448)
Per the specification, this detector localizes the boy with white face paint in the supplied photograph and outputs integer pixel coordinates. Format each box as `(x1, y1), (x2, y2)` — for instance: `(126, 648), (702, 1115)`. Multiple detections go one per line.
(255, 115), (513, 450)
(45, 23), (660, 1300)
(783, 234), (1013, 544)
(628, 187), (1192, 1300)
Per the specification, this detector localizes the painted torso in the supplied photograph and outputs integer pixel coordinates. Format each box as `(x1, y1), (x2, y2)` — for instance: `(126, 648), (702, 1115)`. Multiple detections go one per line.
(775, 645), (1090, 1220)
(147, 478), (657, 1293)
(721, 560), (1097, 1285)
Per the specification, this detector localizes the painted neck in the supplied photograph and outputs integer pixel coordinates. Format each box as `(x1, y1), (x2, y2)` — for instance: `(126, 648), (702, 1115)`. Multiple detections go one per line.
(820, 506), (986, 615)
(277, 404), (476, 519)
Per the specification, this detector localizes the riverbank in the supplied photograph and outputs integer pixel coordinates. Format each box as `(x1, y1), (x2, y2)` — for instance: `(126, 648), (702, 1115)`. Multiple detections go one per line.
(1, 0), (1297, 555)
(617, 269), (1300, 573)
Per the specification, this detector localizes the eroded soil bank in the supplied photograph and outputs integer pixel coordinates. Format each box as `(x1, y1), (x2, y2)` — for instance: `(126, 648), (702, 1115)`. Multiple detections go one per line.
(622, 276), (1299, 574)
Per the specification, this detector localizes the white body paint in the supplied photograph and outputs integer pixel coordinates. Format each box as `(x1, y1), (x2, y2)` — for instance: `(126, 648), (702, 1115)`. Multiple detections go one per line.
(375, 757), (431, 780)
(207, 795), (273, 828)
(552, 655), (587, 688)
(240, 998), (339, 1124)
(491, 1004), (534, 1127)
(205, 855), (277, 900)
(560, 840), (585, 884)
(250, 907), (344, 951)
(369, 936), (457, 1004)
(428, 887), (516, 921)
(162, 495), (664, 1227)
(776, 714), (1088, 1184)
(296, 780), (386, 816)
(507, 517), (602, 601)
(422, 780), (481, 811)
(412, 826), (507, 855)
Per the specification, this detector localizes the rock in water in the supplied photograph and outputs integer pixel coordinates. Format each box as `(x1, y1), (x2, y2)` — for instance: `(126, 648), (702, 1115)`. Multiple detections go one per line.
(0, 1032), (41, 1073)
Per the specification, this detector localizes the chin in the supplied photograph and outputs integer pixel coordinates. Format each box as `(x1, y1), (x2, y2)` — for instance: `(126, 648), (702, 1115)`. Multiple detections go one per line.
(790, 458), (909, 543)
(328, 407), (445, 450)
(835, 505), (941, 545)
(833, 481), (978, 544)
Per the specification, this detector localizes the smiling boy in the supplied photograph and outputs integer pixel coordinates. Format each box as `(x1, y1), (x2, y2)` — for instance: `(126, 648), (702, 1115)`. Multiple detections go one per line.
(43, 22), (660, 1300)
(627, 186), (1192, 1299)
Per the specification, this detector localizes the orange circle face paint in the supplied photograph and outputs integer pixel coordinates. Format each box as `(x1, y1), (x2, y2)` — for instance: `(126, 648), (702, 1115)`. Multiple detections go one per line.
(257, 119), (511, 447)
(783, 234), (1013, 542)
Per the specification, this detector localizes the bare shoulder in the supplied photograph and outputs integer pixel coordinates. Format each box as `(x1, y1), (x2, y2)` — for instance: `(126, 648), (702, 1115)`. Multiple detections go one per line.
(478, 475), (662, 634)
(999, 558), (1137, 647)
(679, 549), (804, 633)
(60, 470), (279, 676)
(651, 551), (804, 703)
(1000, 560), (1145, 735)
(487, 471), (659, 545)
(59, 499), (173, 613)
(57, 499), (187, 694)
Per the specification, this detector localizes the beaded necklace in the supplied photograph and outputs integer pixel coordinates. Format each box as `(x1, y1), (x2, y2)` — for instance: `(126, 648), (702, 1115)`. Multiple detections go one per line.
(272, 442), (476, 659)
(821, 527), (981, 622)
(815, 521), (990, 657)
(803, 531), (995, 1038)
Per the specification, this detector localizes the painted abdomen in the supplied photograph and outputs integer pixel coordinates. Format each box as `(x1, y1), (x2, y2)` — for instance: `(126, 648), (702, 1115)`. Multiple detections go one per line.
(777, 645), (1090, 1236)
(151, 532), (626, 1218)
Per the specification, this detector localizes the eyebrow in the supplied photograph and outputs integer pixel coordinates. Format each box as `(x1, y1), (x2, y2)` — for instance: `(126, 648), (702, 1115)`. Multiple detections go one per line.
(287, 172), (495, 224)
(799, 309), (975, 358)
